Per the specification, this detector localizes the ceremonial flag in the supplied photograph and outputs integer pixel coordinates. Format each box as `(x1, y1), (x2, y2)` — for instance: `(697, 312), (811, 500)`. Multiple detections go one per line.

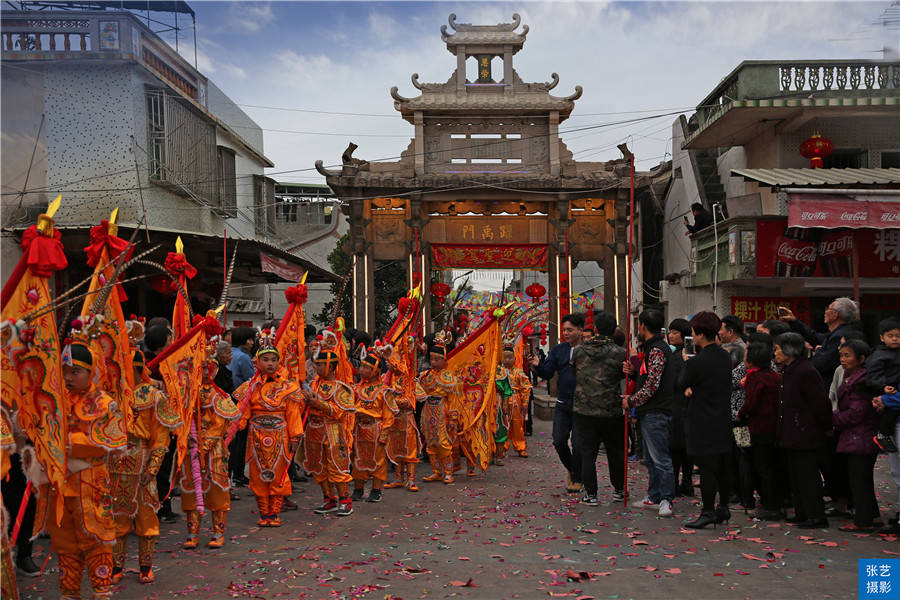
(164, 237), (197, 338)
(81, 213), (135, 431)
(147, 317), (211, 468)
(275, 279), (308, 383)
(0, 206), (68, 524)
(446, 314), (502, 471)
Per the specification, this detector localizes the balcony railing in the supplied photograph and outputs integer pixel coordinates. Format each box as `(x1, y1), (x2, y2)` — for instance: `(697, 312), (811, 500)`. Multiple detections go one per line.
(1, 20), (91, 53)
(692, 60), (900, 138)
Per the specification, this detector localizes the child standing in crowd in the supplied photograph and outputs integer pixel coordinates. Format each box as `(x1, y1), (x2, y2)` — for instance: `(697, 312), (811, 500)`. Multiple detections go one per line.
(869, 319), (900, 452)
(740, 335), (783, 520)
(833, 339), (880, 532)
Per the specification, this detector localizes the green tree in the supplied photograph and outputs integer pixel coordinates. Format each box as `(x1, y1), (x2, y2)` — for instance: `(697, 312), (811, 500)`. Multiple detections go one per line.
(313, 232), (409, 336)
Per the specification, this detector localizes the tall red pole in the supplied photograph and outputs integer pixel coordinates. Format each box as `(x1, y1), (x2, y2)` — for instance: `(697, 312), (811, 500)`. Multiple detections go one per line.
(623, 153), (635, 506)
(223, 228), (227, 327)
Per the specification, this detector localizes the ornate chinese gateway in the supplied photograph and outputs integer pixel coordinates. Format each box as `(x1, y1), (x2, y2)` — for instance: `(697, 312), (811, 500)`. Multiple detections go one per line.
(316, 14), (657, 342)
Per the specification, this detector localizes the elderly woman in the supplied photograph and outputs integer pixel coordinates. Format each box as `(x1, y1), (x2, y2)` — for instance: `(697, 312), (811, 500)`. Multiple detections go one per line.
(774, 332), (832, 529)
(681, 311), (734, 529)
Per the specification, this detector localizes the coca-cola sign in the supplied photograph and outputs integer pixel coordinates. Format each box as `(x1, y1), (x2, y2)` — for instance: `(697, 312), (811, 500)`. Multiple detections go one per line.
(788, 195), (900, 228)
(818, 232), (853, 256)
(776, 239), (817, 265)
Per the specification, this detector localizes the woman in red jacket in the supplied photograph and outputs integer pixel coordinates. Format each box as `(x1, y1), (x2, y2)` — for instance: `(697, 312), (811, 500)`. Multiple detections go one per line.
(833, 339), (881, 532)
(739, 336), (782, 521)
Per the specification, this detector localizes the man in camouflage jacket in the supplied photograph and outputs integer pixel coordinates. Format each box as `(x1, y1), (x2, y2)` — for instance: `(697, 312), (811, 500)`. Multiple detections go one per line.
(571, 311), (627, 503)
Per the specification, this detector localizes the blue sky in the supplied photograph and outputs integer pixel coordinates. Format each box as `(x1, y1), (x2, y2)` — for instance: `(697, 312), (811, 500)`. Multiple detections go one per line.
(156, 1), (891, 183)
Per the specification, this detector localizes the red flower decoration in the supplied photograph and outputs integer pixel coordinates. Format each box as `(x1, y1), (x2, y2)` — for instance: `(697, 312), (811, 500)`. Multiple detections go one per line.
(285, 284), (308, 305)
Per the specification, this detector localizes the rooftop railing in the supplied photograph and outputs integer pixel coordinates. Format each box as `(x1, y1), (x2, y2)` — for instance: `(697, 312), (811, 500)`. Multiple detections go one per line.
(694, 60), (900, 133)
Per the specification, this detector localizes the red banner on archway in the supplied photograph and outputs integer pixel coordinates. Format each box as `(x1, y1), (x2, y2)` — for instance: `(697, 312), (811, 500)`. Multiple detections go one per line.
(431, 243), (547, 269)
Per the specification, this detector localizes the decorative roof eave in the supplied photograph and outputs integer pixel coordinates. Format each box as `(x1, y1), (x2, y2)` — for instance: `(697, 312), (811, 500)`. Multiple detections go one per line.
(440, 13), (529, 50)
(389, 87), (583, 119)
(318, 170), (653, 198)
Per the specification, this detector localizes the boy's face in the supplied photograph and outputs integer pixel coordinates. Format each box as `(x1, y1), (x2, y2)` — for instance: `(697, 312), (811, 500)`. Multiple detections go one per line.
(882, 328), (900, 350)
(430, 353), (444, 370)
(63, 364), (92, 392)
(668, 330), (684, 346)
(315, 361), (333, 378)
(259, 353), (279, 375)
(502, 352), (515, 368)
(359, 363), (374, 380)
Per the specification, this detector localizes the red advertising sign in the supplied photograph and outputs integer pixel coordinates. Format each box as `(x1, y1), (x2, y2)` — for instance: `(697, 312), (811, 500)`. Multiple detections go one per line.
(731, 296), (810, 325)
(431, 244), (548, 269)
(259, 251), (306, 282)
(756, 219), (900, 278)
(788, 195), (900, 229)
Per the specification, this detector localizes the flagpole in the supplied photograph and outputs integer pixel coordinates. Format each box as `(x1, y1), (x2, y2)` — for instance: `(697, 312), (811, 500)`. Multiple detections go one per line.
(223, 228), (227, 327)
(623, 152), (635, 507)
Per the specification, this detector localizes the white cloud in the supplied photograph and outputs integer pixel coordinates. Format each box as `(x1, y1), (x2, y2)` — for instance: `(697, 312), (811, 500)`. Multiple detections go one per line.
(225, 1), (275, 34)
(199, 2), (885, 180)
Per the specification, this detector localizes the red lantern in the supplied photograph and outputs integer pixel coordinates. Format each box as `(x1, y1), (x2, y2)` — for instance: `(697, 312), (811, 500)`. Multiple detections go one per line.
(150, 274), (172, 295)
(799, 134), (833, 169)
(431, 281), (451, 304)
(525, 283), (546, 303)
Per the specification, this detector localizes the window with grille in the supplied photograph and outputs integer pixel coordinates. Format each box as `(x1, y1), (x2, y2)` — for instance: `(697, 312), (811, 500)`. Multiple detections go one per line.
(217, 146), (237, 216)
(145, 87), (217, 205)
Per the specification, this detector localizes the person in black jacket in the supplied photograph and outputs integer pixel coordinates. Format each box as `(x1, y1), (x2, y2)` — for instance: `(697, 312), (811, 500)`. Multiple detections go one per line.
(667, 318), (693, 497)
(681, 312), (735, 529)
(623, 309), (676, 518)
(531, 313), (585, 493)
(775, 332), (831, 529)
(779, 297), (858, 383)
(683, 203), (713, 235)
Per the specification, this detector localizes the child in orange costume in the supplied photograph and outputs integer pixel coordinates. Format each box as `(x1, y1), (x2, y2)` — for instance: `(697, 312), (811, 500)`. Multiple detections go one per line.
(418, 331), (461, 484)
(180, 341), (240, 546)
(111, 345), (181, 584)
(350, 343), (398, 503)
(1, 407), (18, 600)
(233, 331), (303, 527)
(32, 326), (126, 600)
(504, 347), (532, 457)
(384, 347), (424, 492)
(303, 333), (356, 516)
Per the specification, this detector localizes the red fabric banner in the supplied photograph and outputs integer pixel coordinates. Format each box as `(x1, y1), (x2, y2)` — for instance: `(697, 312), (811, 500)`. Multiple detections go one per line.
(788, 195), (900, 229)
(260, 251), (306, 282)
(431, 244), (547, 269)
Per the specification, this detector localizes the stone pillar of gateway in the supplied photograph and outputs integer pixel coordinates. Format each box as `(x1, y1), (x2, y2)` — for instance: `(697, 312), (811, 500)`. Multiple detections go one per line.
(316, 13), (662, 344)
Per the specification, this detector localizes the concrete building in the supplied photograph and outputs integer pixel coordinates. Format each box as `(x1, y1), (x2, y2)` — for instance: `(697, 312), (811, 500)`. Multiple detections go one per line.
(658, 59), (900, 334)
(1, 3), (336, 326)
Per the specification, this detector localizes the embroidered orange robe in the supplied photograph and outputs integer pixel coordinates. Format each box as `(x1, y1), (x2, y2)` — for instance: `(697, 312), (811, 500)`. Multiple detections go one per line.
(1, 407), (18, 600)
(179, 383), (240, 511)
(386, 380), (423, 465)
(234, 372), (303, 498)
(507, 366), (532, 453)
(352, 379), (398, 482)
(111, 383), (181, 538)
(418, 368), (461, 460)
(35, 384), (126, 599)
(303, 378), (355, 484)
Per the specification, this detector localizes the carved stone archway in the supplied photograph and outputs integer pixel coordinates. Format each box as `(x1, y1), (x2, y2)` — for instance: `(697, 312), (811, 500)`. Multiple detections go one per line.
(317, 14), (654, 345)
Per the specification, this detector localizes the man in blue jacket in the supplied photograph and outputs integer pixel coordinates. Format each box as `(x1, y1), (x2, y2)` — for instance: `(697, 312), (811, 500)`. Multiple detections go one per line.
(531, 313), (585, 493)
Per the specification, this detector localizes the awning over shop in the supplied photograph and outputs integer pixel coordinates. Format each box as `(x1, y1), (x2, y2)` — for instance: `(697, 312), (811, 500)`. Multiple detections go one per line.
(733, 167), (900, 187)
(787, 194), (900, 229)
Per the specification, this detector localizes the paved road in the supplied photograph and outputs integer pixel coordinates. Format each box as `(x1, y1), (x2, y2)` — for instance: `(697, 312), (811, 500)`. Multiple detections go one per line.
(17, 413), (898, 599)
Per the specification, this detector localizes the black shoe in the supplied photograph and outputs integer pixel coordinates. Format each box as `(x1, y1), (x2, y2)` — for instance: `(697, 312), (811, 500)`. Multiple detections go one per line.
(875, 433), (899, 454)
(336, 501), (353, 516)
(796, 518), (829, 529)
(232, 477), (246, 488)
(283, 497), (298, 511)
(159, 510), (180, 523)
(366, 489), (383, 503)
(714, 507), (731, 524)
(350, 488), (365, 502)
(16, 556), (41, 577)
(230, 490), (241, 501)
(236, 475), (251, 486)
(685, 512), (717, 529)
(753, 509), (784, 521)
(879, 522), (900, 535)
(580, 494), (599, 506)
